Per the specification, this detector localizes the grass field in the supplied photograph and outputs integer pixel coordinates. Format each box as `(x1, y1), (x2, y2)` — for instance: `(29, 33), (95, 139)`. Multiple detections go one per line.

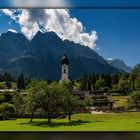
(0, 112), (140, 131)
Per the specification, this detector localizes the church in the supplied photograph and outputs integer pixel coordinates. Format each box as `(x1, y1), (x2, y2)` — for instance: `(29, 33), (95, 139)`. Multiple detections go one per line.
(60, 55), (71, 82)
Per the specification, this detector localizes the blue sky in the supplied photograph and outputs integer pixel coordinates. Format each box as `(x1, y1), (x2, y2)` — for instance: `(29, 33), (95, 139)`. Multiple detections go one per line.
(0, 1), (140, 67)
(70, 9), (140, 67)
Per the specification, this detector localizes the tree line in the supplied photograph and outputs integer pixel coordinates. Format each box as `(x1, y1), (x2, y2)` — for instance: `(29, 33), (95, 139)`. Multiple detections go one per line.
(0, 63), (140, 93)
(75, 64), (140, 94)
(0, 73), (31, 90)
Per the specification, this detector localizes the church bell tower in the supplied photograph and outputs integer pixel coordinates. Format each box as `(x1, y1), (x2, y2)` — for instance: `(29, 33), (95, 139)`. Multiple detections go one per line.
(60, 55), (70, 82)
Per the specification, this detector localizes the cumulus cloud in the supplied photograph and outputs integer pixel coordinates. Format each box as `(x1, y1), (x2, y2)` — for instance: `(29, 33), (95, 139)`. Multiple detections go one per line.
(0, 9), (18, 20)
(1, 9), (98, 49)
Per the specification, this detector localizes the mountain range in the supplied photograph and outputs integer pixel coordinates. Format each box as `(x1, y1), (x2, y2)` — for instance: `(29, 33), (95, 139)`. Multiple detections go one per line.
(0, 31), (129, 80)
(107, 59), (132, 73)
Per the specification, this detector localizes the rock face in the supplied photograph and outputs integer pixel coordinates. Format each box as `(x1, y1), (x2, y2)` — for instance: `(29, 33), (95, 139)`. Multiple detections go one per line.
(0, 31), (120, 80)
(107, 59), (132, 73)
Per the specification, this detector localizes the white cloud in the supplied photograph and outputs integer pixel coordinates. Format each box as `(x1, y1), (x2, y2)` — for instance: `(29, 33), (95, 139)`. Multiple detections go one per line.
(0, 9), (18, 20)
(7, 29), (17, 33)
(18, 10), (40, 39)
(1, 9), (98, 49)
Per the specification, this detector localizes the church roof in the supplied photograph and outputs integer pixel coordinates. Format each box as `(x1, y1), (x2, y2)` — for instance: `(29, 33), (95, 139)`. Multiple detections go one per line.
(61, 55), (69, 65)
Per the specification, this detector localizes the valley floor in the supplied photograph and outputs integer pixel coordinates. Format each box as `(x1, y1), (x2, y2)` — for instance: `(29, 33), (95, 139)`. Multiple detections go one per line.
(0, 112), (140, 131)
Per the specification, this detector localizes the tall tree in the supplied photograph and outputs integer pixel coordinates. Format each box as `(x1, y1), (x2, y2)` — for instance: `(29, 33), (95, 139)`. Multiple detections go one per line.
(130, 64), (140, 90)
(63, 79), (92, 120)
(128, 91), (140, 110)
(134, 75), (140, 91)
(91, 73), (96, 90)
(62, 90), (83, 121)
(17, 73), (25, 90)
(117, 77), (131, 95)
(3, 73), (12, 82)
(27, 80), (63, 123)
(12, 91), (24, 114)
(95, 77), (106, 90)
(27, 80), (49, 122)
(43, 82), (64, 123)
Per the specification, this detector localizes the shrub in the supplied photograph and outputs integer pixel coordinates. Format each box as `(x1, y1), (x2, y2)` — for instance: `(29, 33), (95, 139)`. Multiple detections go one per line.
(0, 102), (15, 118)
(1, 91), (13, 103)
(0, 94), (5, 104)
(0, 113), (10, 120)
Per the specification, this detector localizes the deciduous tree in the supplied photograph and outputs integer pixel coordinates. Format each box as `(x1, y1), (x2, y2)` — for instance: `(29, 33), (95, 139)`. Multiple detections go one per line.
(128, 91), (140, 110)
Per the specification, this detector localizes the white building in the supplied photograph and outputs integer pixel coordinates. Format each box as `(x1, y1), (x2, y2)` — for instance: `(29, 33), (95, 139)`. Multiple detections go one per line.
(60, 55), (70, 82)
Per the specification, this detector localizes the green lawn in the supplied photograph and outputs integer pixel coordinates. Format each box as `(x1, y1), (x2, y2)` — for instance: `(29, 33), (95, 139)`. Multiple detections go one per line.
(0, 112), (140, 131)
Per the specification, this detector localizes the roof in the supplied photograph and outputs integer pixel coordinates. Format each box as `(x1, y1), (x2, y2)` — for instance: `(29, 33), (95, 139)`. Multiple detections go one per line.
(61, 55), (69, 65)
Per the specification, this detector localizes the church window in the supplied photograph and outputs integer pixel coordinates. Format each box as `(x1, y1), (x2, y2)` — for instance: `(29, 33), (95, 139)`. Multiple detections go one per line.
(64, 69), (66, 73)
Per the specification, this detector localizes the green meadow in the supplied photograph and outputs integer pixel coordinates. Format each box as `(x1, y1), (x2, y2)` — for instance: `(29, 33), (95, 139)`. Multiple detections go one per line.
(0, 112), (140, 131)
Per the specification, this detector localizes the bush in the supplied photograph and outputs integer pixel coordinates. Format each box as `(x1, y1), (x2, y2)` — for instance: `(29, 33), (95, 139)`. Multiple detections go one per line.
(0, 94), (5, 104)
(0, 114), (4, 120)
(0, 113), (10, 120)
(0, 91), (13, 104)
(0, 103), (15, 118)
